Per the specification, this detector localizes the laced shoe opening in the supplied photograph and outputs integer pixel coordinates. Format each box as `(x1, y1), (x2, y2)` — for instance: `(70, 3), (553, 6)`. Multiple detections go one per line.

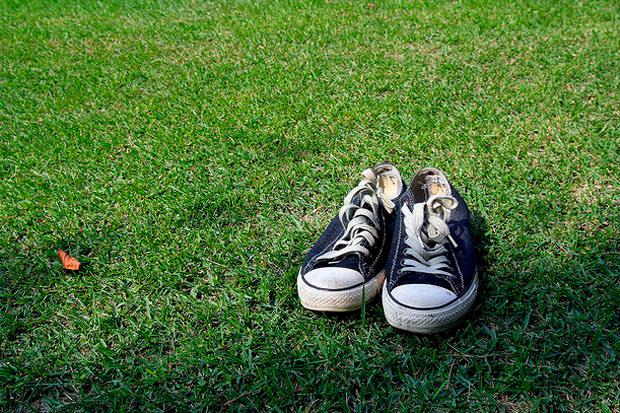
(411, 167), (451, 202)
(398, 168), (459, 279)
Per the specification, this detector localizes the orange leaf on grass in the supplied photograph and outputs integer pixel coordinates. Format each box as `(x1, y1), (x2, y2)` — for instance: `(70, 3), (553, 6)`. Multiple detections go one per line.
(58, 249), (81, 271)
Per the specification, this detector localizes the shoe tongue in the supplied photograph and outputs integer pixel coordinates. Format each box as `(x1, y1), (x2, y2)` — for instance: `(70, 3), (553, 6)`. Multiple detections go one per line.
(375, 165), (403, 200)
(416, 201), (450, 250)
(424, 175), (449, 196)
(411, 203), (440, 255)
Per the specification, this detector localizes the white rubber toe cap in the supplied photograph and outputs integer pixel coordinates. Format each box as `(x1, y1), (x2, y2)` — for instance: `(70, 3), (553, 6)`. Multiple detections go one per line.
(390, 283), (457, 309)
(302, 267), (364, 290)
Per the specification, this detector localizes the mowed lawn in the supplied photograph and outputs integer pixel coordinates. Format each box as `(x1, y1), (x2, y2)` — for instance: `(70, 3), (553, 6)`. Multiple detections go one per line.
(1, 0), (619, 410)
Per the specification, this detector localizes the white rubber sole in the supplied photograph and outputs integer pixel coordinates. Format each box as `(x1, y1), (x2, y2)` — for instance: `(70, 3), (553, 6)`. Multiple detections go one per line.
(382, 273), (479, 334)
(297, 269), (386, 312)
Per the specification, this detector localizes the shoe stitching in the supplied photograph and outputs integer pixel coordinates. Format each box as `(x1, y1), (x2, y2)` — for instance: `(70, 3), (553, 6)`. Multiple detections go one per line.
(368, 207), (387, 279)
(388, 194), (409, 289)
(450, 248), (465, 294)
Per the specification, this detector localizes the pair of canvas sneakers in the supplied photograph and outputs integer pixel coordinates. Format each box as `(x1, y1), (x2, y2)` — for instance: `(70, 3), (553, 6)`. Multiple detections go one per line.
(297, 164), (478, 334)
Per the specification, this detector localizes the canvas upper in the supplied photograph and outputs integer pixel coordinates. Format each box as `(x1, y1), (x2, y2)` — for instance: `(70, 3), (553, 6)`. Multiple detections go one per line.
(385, 168), (476, 308)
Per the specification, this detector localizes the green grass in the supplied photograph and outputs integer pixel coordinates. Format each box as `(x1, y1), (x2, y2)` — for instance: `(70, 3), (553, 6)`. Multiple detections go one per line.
(1, 0), (619, 410)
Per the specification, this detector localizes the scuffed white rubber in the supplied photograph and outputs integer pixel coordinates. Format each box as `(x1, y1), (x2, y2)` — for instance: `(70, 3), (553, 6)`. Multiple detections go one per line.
(297, 269), (385, 312)
(382, 273), (479, 334)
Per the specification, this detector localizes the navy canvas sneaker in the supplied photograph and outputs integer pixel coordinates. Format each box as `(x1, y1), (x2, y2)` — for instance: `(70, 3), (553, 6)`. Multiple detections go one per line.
(298, 164), (404, 312)
(382, 168), (478, 333)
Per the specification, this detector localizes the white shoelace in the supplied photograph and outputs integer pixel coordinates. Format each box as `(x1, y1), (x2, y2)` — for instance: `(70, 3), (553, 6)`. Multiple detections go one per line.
(316, 168), (394, 263)
(400, 195), (458, 277)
